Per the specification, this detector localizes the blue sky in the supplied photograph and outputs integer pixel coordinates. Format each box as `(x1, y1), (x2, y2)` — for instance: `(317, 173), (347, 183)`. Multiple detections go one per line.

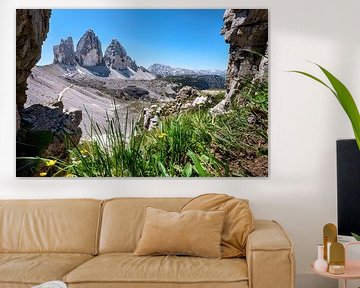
(38, 9), (229, 70)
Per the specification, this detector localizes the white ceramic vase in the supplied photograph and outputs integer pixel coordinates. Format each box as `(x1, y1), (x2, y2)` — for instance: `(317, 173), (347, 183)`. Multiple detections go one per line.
(314, 244), (328, 272)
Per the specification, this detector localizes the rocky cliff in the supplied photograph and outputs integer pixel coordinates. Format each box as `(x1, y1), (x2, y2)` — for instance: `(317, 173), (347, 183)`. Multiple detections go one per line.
(222, 9), (268, 82)
(53, 33), (141, 76)
(16, 9), (51, 110)
(16, 9), (82, 176)
(76, 29), (103, 67)
(211, 9), (268, 115)
(53, 37), (77, 66)
(104, 39), (138, 71)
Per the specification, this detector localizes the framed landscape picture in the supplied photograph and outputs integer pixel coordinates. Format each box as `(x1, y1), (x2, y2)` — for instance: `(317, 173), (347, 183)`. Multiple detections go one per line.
(16, 9), (268, 177)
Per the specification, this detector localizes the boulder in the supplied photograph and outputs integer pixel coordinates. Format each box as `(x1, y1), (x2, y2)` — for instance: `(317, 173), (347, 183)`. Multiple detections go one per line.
(139, 86), (211, 123)
(176, 86), (199, 100)
(122, 85), (149, 99)
(192, 95), (209, 107)
(143, 108), (152, 130)
(76, 29), (103, 67)
(17, 101), (82, 175)
(53, 37), (77, 66)
(20, 102), (82, 140)
(148, 115), (159, 131)
(164, 84), (177, 97)
(210, 81), (236, 116)
(142, 106), (161, 130)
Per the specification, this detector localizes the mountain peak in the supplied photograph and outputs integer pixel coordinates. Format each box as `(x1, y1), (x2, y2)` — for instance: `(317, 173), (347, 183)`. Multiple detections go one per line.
(53, 36), (76, 66)
(85, 29), (95, 35)
(106, 39), (127, 57)
(52, 30), (143, 75)
(104, 39), (138, 71)
(76, 30), (103, 67)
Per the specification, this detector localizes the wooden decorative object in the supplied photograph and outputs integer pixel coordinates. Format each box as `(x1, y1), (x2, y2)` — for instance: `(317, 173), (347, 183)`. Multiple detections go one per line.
(323, 223), (337, 261)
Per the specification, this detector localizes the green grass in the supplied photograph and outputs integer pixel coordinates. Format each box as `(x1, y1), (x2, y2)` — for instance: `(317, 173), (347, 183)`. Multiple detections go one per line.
(36, 80), (268, 177)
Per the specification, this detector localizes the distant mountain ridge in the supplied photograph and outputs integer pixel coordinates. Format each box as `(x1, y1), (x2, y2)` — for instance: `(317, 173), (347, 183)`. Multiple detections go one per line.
(148, 63), (226, 77)
(52, 30), (225, 81)
(52, 29), (154, 80)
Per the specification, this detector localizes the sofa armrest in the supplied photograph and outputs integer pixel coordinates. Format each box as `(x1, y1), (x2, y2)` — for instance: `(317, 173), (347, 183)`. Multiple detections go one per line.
(246, 220), (295, 288)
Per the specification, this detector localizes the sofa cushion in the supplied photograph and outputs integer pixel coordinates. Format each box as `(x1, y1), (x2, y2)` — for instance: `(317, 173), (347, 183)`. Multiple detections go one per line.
(63, 253), (248, 285)
(134, 207), (225, 258)
(99, 198), (190, 253)
(181, 194), (254, 258)
(0, 199), (102, 254)
(0, 284), (33, 288)
(0, 253), (93, 285)
(68, 282), (249, 288)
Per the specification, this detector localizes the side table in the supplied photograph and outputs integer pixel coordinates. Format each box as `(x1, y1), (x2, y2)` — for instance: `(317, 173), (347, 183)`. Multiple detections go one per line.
(311, 242), (360, 288)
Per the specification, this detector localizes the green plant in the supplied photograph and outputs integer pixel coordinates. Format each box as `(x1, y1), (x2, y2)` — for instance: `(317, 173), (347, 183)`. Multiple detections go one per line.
(290, 63), (360, 150)
(352, 232), (360, 241)
(292, 63), (360, 239)
(28, 79), (268, 177)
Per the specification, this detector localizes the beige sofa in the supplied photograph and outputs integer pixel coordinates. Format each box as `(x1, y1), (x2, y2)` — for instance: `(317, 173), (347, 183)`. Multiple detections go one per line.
(0, 198), (295, 288)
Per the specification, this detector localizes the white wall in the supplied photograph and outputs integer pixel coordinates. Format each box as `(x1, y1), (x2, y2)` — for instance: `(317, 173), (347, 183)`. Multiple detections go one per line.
(1, 0), (360, 287)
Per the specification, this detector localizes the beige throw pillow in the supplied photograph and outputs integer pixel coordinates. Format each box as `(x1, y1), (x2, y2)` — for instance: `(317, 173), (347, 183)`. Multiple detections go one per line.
(181, 194), (255, 258)
(134, 207), (225, 258)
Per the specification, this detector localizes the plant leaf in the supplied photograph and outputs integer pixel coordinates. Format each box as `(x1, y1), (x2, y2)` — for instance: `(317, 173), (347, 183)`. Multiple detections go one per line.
(289, 70), (337, 97)
(182, 162), (193, 177)
(290, 65), (360, 150)
(158, 162), (169, 177)
(316, 64), (360, 150)
(187, 150), (208, 177)
(352, 232), (360, 241)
